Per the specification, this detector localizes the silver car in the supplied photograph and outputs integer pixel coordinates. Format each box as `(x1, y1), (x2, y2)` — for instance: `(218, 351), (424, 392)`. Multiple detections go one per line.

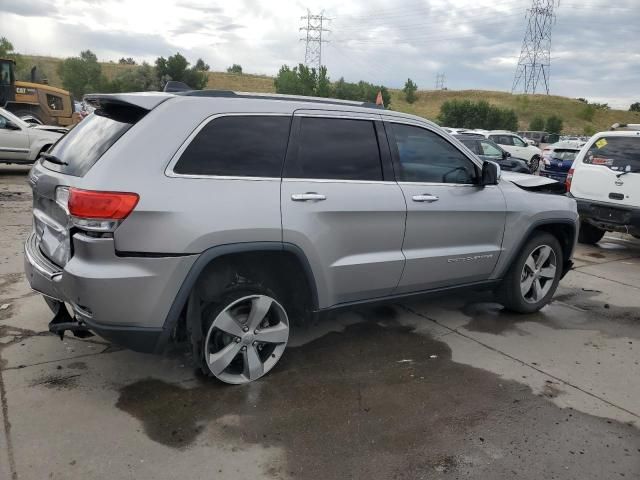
(24, 91), (578, 384)
(0, 107), (64, 164)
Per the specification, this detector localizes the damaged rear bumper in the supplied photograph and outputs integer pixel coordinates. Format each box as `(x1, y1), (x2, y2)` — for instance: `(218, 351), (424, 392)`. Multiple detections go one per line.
(24, 231), (195, 353)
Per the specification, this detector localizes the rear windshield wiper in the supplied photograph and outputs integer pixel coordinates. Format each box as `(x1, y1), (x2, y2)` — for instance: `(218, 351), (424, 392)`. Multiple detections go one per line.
(40, 153), (68, 166)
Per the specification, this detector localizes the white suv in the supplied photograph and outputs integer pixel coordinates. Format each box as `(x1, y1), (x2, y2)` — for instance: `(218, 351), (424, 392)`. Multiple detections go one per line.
(567, 129), (640, 243)
(481, 131), (542, 172)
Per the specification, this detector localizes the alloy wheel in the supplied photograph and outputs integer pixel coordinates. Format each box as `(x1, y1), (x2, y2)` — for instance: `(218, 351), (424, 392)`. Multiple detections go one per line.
(520, 245), (557, 304)
(204, 295), (289, 384)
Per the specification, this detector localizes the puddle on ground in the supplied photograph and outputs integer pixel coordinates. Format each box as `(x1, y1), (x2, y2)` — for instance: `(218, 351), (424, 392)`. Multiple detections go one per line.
(116, 316), (639, 479)
(460, 288), (640, 339)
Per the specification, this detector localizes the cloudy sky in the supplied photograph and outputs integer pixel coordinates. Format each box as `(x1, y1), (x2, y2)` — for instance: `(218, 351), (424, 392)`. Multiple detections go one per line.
(1, 0), (638, 108)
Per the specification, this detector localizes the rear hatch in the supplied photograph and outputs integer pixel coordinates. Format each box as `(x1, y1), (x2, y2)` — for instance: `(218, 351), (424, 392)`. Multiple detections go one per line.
(29, 96), (161, 267)
(543, 148), (578, 176)
(571, 133), (640, 208)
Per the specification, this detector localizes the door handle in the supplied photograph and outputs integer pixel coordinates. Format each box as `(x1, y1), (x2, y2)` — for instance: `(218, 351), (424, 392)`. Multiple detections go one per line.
(291, 193), (327, 201)
(412, 194), (439, 203)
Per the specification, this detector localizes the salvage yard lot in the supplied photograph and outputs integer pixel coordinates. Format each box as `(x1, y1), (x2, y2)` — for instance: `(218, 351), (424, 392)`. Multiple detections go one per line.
(1, 165), (638, 479)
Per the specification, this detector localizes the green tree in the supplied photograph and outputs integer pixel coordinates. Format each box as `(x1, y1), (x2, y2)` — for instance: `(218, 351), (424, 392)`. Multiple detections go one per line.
(629, 102), (640, 112)
(529, 116), (545, 131)
(226, 64), (243, 74)
(403, 78), (418, 103)
(107, 62), (158, 92)
(118, 57), (136, 65)
(274, 64), (326, 97)
(437, 99), (518, 130)
(155, 53), (208, 90)
(58, 50), (106, 98)
(194, 58), (209, 71)
(0, 37), (15, 57)
(545, 115), (563, 134)
(578, 104), (596, 122)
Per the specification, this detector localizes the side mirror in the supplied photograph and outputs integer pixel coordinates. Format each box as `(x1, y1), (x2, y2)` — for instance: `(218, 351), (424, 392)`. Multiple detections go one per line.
(502, 150), (510, 159)
(481, 161), (500, 186)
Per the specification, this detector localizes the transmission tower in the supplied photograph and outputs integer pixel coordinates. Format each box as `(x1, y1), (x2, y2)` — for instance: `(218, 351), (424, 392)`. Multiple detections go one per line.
(512, 0), (558, 94)
(435, 73), (446, 90)
(300, 10), (330, 72)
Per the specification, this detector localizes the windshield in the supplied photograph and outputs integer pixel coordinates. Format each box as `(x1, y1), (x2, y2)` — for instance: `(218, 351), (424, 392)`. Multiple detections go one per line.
(44, 105), (145, 176)
(583, 136), (640, 171)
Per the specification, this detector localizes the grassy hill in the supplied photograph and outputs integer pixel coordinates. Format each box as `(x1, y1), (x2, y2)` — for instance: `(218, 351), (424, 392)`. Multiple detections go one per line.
(25, 55), (639, 134)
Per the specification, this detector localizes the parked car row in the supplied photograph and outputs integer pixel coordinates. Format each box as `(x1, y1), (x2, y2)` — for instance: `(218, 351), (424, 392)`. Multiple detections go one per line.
(0, 107), (65, 164)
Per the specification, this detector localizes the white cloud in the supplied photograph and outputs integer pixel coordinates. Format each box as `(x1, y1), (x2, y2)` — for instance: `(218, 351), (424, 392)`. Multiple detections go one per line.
(0, 0), (637, 107)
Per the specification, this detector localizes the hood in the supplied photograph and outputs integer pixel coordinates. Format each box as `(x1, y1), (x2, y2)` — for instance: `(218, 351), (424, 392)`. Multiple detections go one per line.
(501, 171), (566, 194)
(31, 125), (68, 135)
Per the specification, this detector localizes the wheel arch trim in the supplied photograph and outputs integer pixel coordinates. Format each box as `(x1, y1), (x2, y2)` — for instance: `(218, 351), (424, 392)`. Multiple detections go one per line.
(496, 218), (577, 279)
(155, 241), (319, 352)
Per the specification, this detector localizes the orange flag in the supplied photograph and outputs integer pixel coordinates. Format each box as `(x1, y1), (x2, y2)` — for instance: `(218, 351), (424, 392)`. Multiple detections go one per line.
(376, 90), (384, 107)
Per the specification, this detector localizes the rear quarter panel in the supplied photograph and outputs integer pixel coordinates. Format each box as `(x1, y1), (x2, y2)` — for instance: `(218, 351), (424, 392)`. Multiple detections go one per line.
(80, 97), (288, 254)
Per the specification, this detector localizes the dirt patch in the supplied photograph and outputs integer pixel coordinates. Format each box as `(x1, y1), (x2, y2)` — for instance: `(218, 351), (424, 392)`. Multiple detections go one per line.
(0, 191), (28, 202)
(117, 319), (639, 479)
(67, 361), (88, 370)
(29, 374), (81, 390)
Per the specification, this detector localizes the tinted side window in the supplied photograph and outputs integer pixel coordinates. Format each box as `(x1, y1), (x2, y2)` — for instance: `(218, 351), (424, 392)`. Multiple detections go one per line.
(174, 116), (291, 177)
(457, 138), (481, 155)
(389, 123), (477, 184)
(285, 117), (382, 181)
(490, 135), (512, 146)
(480, 140), (503, 157)
(511, 135), (527, 147)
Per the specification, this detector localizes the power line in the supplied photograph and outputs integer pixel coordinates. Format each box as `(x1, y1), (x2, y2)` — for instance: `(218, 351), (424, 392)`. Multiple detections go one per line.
(435, 73), (446, 90)
(512, 0), (559, 94)
(300, 10), (330, 72)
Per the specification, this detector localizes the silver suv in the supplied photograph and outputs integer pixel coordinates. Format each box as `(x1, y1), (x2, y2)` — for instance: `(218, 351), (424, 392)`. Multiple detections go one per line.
(24, 91), (578, 384)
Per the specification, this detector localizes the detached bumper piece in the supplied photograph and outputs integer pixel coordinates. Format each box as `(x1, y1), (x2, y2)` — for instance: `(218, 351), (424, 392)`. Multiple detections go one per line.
(46, 299), (93, 340)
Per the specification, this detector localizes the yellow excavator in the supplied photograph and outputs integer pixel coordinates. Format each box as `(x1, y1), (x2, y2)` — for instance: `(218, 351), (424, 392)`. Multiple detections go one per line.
(0, 58), (80, 127)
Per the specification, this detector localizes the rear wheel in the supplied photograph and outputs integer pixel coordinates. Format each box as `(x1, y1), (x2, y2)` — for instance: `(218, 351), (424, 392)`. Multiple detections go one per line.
(498, 233), (563, 313)
(578, 223), (605, 244)
(201, 285), (289, 384)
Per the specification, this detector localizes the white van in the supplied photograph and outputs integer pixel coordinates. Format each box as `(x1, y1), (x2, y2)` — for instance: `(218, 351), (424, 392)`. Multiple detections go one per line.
(567, 129), (640, 243)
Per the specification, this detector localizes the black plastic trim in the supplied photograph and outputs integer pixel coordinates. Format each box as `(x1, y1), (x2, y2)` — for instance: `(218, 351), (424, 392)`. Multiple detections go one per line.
(82, 317), (162, 354)
(495, 218), (578, 279)
(155, 241), (319, 353)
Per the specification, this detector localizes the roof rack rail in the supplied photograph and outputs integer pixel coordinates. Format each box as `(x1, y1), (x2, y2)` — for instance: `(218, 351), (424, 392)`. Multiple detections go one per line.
(176, 89), (384, 109)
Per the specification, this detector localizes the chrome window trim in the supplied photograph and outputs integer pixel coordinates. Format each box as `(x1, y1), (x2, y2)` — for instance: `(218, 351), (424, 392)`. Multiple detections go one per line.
(283, 177), (396, 185)
(165, 112), (292, 179)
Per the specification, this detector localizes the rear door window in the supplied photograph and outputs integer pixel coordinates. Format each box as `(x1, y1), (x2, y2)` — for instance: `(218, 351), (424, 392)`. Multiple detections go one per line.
(490, 135), (512, 146)
(45, 104), (146, 177)
(285, 117), (383, 181)
(584, 136), (640, 171)
(174, 115), (291, 177)
(479, 140), (503, 157)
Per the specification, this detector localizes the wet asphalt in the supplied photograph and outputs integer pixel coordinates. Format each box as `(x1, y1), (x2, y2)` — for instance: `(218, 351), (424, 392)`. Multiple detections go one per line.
(0, 165), (638, 479)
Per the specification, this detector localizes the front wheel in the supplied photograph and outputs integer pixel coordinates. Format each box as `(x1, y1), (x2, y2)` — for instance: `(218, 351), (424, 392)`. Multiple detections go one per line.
(578, 223), (605, 244)
(529, 155), (541, 174)
(201, 286), (290, 384)
(498, 233), (563, 313)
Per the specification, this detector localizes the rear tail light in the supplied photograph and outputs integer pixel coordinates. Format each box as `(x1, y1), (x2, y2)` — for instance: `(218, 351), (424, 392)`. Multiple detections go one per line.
(56, 187), (139, 232)
(565, 168), (574, 191)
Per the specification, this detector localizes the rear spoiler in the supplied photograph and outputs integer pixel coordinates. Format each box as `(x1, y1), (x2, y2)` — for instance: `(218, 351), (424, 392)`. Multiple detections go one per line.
(83, 92), (173, 111)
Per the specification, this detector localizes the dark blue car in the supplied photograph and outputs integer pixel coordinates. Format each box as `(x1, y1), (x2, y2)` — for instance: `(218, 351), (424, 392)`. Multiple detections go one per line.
(539, 141), (583, 184)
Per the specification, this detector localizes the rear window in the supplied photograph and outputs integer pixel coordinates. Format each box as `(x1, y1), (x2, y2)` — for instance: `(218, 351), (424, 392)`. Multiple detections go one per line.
(44, 104), (145, 177)
(551, 149), (579, 162)
(583, 136), (640, 171)
(174, 116), (291, 177)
